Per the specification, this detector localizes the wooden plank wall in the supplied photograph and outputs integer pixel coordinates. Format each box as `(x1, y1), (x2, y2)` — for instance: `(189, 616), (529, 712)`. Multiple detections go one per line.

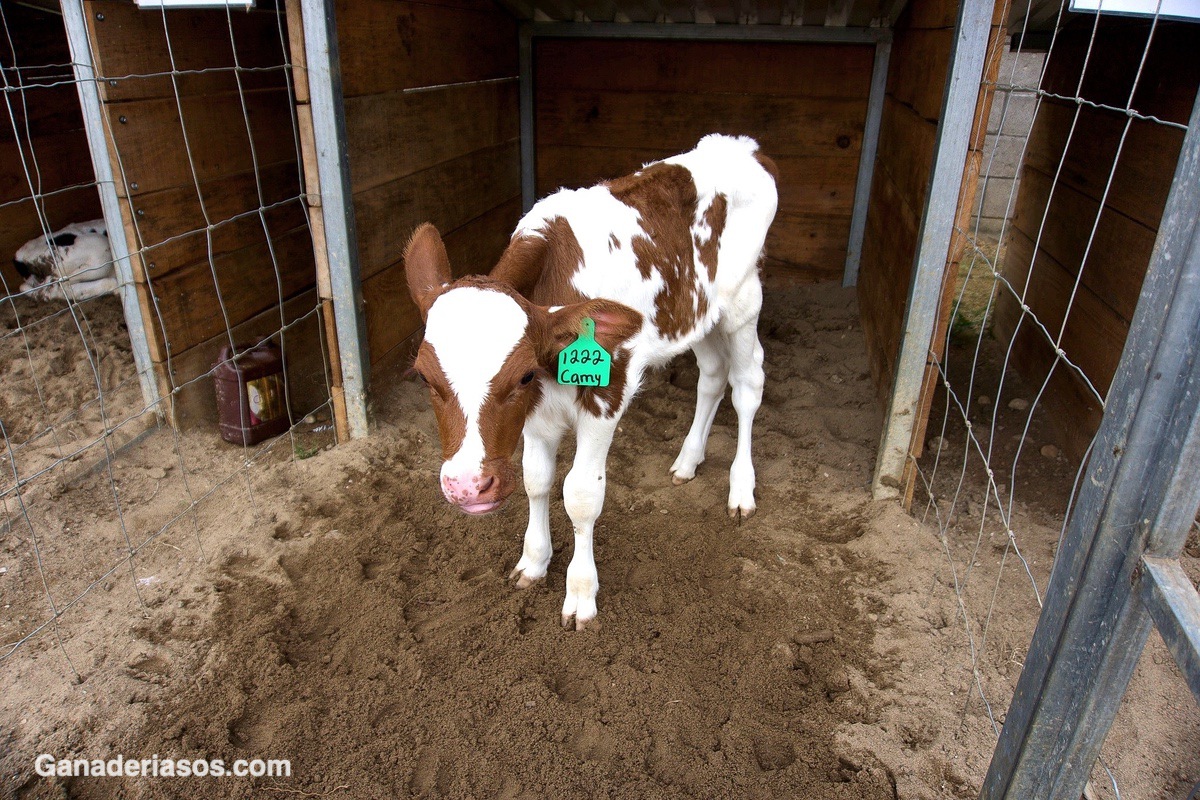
(993, 19), (1200, 461)
(534, 39), (874, 282)
(334, 0), (520, 370)
(0, 5), (102, 292)
(857, 0), (958, 406)
(84, 1), (325, 427)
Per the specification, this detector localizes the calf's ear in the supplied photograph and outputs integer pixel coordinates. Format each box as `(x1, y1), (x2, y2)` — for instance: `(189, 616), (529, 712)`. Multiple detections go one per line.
(540, 299), (643, 366)
(404, 223), (452, 321)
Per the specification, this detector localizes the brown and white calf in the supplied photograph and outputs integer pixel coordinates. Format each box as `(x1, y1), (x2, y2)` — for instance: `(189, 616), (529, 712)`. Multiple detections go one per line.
(404, 134), (778, 629)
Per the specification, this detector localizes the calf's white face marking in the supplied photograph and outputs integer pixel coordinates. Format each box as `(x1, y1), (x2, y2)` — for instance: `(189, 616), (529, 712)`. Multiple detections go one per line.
(424, 286), (529, 507)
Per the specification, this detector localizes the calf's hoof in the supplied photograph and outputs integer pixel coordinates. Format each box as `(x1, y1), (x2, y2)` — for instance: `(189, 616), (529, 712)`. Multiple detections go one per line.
(668, 460), (699, 486)
(561, 580), (598, 631)
(508, 566), (545, 589)
(728, 504), (756, 522)
(561, 611), (597, 631)
(728, 475), (756, 522)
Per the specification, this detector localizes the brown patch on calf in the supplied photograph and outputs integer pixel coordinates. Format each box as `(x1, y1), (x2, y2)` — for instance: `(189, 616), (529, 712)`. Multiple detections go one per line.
(534, 299), (642, 419)
(489, 234), (547, 298)
(491, 216), (586, 307)
(576, 347), (632, 419)
(412, 341), (467, 462)
(535, 299), (642, 367)
(754, 150), (781, 184)
(477, 338), (545, 497)
(480, 339), (545, 459)
(606, 163), (705, 340)
(441, 273), (526, 303)
(404, 224), (453, 321)
(696, 193), (728, 283)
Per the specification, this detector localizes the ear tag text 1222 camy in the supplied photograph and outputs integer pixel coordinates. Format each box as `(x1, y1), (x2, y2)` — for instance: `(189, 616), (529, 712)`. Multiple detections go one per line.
(557, 317), (611, 387)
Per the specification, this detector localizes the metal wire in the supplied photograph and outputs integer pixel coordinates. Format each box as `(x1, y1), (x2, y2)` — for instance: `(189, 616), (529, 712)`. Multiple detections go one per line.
(0, 0), (335, 683)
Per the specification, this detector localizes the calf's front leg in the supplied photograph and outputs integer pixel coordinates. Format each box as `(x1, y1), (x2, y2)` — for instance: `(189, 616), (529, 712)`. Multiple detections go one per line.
(560, 414), (619, 630)
(63, 275), (118, 302)
(510, 428), (561, 588)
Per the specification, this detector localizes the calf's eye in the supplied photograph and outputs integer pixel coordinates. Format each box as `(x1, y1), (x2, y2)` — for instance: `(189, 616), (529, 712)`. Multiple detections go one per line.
(520, 371), (537, 385)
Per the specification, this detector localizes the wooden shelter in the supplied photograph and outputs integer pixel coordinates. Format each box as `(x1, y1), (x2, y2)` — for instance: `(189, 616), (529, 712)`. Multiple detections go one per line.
(291, 0), (1004, 468)
(19, 0), (1193, 501)
(3, 0), (1001, 465)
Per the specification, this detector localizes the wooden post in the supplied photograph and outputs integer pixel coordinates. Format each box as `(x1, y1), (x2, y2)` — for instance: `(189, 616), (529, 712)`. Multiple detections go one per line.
(286, 0), (368, 442)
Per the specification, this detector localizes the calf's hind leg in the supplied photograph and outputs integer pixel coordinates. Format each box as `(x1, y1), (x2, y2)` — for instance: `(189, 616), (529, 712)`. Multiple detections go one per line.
(670, 334), (729, 485)
(725, 317), (765, 520)
(63, 275), (118, 302)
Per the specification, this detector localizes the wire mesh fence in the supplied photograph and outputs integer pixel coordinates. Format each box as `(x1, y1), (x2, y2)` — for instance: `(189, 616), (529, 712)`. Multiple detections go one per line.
(0, 0), (336, 694)
(913, 1), (1200, 796)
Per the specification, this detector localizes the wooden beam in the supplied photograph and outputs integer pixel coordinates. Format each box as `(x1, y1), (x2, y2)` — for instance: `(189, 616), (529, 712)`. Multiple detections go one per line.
(536, 91), (868, 154)
(902, 8), (1007, 505)
(534, 38), (875, 97)
(128, 163), (305, 277)
(147, 224), (317, 356)
(83, 1), (289, 102)
(105, 89), (299, 198)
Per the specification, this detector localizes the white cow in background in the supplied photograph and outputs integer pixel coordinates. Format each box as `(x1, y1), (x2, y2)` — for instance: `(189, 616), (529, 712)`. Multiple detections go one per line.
(13, 219), (116, 302)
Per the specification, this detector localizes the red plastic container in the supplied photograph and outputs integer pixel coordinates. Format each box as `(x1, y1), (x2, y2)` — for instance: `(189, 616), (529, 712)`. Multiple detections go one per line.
(213, 340), (289, 445)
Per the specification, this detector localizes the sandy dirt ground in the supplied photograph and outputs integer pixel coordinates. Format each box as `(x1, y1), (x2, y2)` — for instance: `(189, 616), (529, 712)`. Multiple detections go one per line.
(0, 295), (148, 483)
(1, 283), (1197, 799)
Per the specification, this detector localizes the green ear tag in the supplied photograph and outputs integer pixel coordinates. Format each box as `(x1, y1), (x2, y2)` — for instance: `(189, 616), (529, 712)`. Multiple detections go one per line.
(557, 317), (612, 388)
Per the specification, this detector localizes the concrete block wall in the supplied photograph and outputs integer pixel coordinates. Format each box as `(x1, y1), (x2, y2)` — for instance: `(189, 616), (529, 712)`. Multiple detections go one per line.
(973, 44), (1046, 237)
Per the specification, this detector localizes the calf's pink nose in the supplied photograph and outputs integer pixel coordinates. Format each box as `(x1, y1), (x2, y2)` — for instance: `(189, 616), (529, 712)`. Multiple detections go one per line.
(441, 472), (495, 505)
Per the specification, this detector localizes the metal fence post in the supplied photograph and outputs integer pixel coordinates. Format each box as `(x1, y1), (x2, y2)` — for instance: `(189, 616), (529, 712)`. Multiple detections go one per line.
(843, 39), (891, 288)
(980, 83), (1200, 800)
(300, 0), (370, 439)
(519, 23), (536, 213)
(60, 0), (162, 418)
(870, 0), (994, 498)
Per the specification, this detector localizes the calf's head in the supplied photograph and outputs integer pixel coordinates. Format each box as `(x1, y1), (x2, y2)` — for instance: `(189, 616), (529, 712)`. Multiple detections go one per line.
(404, 224), (641, 515)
